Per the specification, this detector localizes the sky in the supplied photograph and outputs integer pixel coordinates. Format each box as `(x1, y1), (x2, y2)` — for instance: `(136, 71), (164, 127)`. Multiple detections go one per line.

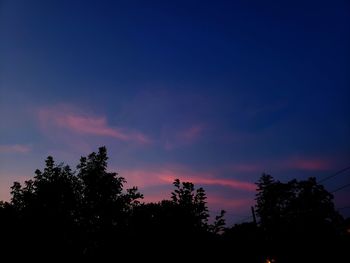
(1, 0), (349, 224)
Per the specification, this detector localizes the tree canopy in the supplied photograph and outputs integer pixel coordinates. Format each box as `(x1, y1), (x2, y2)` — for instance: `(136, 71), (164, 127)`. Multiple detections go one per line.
(255, 173), (345, 262)
(0, 147), (349, 262)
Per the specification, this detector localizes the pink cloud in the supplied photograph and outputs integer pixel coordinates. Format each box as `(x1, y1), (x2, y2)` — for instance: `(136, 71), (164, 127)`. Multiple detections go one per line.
(38, 105), (151, 145)
(0, 144), (31, 154)
(225, 156), (334, 175)
(121, 164), (255, 192)
(283, 157), (333, 171)
(160, 175), (256, 192)
(140, 191), (253, 212)
(120, 165), (255, 217)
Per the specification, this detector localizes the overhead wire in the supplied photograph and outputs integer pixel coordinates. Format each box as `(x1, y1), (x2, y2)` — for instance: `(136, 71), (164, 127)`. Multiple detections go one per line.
(227, 165), (350, 225)
(318, 166), (350, 183)
(331, 182), (350, 193)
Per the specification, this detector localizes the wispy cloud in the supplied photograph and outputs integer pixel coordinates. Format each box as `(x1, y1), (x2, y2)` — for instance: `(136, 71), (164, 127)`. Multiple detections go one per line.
(285, 157), (332, 171)
(140, 192), (253, 211)
(160, 175), (256, 192)
(225, 156), (334, 175)
(0, 144), (31, 154)
(37, 105), (151, 145)
(163, 124), (206, 150)
(121, 164), (255, 192)
(119, 164), (256, 219)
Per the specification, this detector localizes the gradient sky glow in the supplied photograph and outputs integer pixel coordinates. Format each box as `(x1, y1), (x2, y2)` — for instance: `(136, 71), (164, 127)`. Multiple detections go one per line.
(1, 0), (349, 224)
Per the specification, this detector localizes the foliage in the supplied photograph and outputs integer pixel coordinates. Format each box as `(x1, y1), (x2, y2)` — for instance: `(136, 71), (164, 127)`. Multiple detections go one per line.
(255, 173), (346, 262)
(171, 178), (210, 230)
(1, 148), (349, 262)
(1, 147), (228, 258)
(255, 173), (342, 234)
(6, 147), (144, 257)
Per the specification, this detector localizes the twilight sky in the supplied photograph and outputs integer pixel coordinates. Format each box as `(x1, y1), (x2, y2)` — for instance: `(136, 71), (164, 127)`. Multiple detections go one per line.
(1, 0), (349, 224)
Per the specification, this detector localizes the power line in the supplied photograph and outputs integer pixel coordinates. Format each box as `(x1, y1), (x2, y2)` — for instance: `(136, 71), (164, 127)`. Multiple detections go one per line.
(331, 182), (350, 193)
(222, 166), (350, 225)
(319, 166), (350, 183)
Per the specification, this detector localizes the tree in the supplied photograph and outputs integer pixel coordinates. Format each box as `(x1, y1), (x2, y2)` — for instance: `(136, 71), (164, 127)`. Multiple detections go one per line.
(255, 173), (344, 262)
(2, 147), (348, 261)
(4, 146), (144, 258)
(77, 147), (142, 228)
(76, 146), (143, 255)
(210, 210), (226, 234)
(8, 156), (81, 257)
(255, 174), (342, 233)
(171, 179), (210, 231)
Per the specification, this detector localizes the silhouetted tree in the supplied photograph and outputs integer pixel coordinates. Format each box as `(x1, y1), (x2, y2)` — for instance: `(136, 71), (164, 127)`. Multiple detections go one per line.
(256, 174), (342, 234)
(255, 173), (345, 262)
(128, 178), (228, 261)
(223, 222), (263, 262)
(210, 210), (226, 234)
(7, 156), (81, 257)
(76, 147), (142, 255)
(1, 147), (348, 262)
(4, 147), (144, 258)
(170, 179), (210, 231)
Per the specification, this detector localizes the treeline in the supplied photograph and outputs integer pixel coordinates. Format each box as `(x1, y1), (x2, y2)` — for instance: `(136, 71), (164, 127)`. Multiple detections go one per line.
(0, 147), (349, 262)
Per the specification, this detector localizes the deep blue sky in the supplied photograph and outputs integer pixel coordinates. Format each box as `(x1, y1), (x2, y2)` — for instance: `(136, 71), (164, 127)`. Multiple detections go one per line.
(1, 0), (349, 223)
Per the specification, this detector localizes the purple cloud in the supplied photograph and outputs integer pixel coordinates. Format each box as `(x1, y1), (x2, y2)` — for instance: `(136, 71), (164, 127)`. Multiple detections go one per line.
(37, 105), (151, 145)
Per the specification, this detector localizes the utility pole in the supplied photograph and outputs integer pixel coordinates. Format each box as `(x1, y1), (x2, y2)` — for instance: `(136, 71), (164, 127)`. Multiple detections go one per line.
(251, 206), (257, 225)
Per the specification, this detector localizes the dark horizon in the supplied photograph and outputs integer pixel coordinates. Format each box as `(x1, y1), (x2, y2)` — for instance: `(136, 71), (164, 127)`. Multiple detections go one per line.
(1, 146), (349, 262)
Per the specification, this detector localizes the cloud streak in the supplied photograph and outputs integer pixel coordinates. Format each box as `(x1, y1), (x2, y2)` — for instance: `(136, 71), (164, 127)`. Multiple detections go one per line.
(0, 144), (31, 154)
(120, 164), (256, 222)
(160, 175), (256, 192)
(285, 158), (332, 171)
(38, 105), (151, 144)
(121, 164), (256, 192)
(140, 192), (253, 211)
(225, 156), (334, 175)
